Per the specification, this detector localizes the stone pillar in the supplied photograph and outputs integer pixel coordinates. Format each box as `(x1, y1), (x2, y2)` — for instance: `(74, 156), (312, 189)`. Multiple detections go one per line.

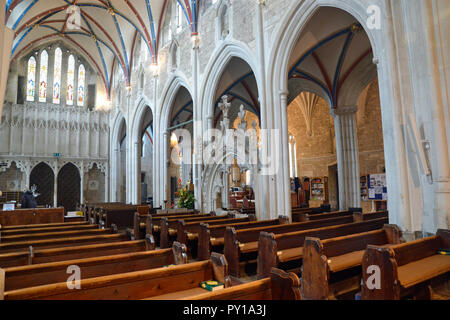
(163, 131), (169, 208)
(191, 34), (203, 212)
(279, 91), (291, 221)
(104, 162), (109, 202)
(222, 166), (230, 209)
(80, 163), (85, 205)
(331, 105), (361, 210)
(134, 140), (141, 204)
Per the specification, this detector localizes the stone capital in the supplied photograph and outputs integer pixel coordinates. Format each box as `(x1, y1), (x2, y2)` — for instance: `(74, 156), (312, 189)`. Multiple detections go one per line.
(330, 105), (358, 117)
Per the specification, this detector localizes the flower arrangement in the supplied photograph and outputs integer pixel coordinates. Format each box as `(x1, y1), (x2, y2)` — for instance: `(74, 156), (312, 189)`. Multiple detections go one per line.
(177, 184), (195, 209)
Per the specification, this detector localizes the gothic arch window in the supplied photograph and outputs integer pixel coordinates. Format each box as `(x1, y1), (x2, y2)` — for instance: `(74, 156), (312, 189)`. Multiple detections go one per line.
(67, 55), (75, 105)
(77, 64), (85, 106)
(26, 56), (36, 101)
(170, 42), (178, 71)
(219, 3), (230, 40)
(53, 47), (62, 104)
(39, 50), (48, 102)
(139, 72), (144, 91)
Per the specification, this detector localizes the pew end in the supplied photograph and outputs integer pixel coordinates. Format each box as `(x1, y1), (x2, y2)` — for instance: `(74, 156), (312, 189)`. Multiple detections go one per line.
(172, 241), (188, 265)
(361, 245), (399, 300)
(133, 212), (141, 240)
(257, 232), (278, 279)
(211, 252), (232, 288)
(197, 223), (211, 261)
(0, 268), (4, 300)
(270, 268), (302, 300)
(145, 234), (156, 251)
(301, 237), (329, 300)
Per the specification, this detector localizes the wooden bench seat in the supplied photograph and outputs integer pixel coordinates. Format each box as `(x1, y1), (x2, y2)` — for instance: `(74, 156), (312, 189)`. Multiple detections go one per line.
(225, 215), (357, 277)
(0, 221), (88, 231)
(0, 232), (127, 254)
(177, 215), (255, 247)
(362, 229), (450, 300)
(197, 217), (290, 261)
(0, 237), (155, 268)
(98, 205), (150, 229)
(397, 255), (450, 289)
(257, 218), (390, 279)
(129, 211), (201, 240)
(0, 223), (98, 237)
(1, 253), (230, 300)
(300, 225), (402, 300)
(0, 242), (187, 292)
(160, 214), (233, 249)
(0, 227), (110, 243)
(174, 268), (302, 300)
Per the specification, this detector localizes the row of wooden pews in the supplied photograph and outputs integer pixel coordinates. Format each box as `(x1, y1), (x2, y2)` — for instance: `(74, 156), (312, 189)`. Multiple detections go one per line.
(0, 204), (448, 300)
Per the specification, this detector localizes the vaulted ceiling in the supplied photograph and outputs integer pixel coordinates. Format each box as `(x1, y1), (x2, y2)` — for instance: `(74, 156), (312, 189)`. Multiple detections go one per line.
(5, 0), (200, 97)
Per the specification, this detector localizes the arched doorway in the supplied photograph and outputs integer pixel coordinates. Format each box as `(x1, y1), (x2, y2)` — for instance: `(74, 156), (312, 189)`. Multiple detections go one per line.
(284, 7), (384, 214)
(202, 57), (262, 214)
(165, 86), (194, 208)
(57, 163), (80, 211)
(137, 105), (154, 205)
(30, 162), (54, 207)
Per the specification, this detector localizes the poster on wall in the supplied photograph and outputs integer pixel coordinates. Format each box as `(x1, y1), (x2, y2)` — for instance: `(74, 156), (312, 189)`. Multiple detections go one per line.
(368, 174), (387, 200)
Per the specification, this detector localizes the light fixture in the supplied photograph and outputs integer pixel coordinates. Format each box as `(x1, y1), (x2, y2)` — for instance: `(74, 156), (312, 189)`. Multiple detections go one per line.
(126, 85), (132, 95)
(191, 34), (200, 49)
(150, 63), (159, 76)
(170, 132), (178, 148)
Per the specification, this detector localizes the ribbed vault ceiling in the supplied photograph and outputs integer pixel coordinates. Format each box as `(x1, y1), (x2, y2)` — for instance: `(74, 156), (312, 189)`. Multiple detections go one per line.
(5, 0), (199, 97)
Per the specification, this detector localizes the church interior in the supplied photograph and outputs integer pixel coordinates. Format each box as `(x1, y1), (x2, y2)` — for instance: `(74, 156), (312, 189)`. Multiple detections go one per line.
(0, 0), (449, 301)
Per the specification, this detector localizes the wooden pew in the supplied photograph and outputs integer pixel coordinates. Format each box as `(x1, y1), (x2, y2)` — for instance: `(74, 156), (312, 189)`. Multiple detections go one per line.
(361, 229), (450, 300)
(256, 217), (390, 279)
(291, 205), (332, 222)
(301, 224), (403, 300)
(0, 229), (127, 254)
(0, 223), (98, 237)
(0, 221), (89, 232)
(0, 208), (65, 227)
(353, 211), (389, 222)
(160, 214), (235, 249)
(0, 242), (187, 292)
(181, 268), (302, 300)
(176, 215), (256, 247)
(99, 205), (150, 229)
(129, 211), (201, 240)
(0, 236), (155, 268)
(88, 203), (139, 225)
(197, 216), (290, 261)
(293, 209), (361, 223)
(1, 252), (230, 300)
(0, 226), (110, 243)
(224, 215), (358, 277)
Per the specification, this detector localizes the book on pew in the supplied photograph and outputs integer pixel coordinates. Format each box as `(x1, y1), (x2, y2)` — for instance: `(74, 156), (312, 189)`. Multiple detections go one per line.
(200, 281), (224, 292)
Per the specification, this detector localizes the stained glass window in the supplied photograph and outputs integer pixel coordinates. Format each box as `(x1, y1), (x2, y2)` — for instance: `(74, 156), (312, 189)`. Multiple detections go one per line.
(77, 64), (85, 106)
(66, 55), (75, 105)
(53, 48), (62, 104)
(26, 56), (36, 101)
(39, 50), (48, 102)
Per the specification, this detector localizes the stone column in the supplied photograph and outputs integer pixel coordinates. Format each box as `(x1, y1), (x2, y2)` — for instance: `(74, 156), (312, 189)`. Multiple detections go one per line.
(134, 140), (141, 204)
(104, 162), (109, 202)
(331, 105), (361, 210)
(222, 166), (230, 209)
(80, 162), (85, 205)
(163, 131), (169, 208)
(279, 91), (291, 221)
